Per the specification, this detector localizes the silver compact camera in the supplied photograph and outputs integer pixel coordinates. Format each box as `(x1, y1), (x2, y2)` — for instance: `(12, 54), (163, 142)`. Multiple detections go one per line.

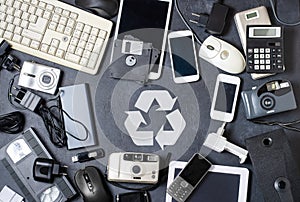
(107, 152), (160, 184)
(241, 79), (297, 119)
(18, 61), (61, 94)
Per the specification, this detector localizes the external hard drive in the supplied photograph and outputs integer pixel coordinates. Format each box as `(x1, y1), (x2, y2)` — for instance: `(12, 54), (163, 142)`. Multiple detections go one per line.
(59, 83), (96, 149)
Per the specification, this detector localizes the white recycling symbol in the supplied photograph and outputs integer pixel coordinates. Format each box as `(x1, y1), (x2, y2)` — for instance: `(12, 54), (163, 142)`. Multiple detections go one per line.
(124, 90), (186, 150)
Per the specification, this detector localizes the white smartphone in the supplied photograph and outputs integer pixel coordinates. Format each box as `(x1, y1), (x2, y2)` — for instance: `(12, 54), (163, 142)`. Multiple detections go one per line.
(210, 74), (241, 122)
(168, 30), (200, 83)
(113, 0), (172, 80)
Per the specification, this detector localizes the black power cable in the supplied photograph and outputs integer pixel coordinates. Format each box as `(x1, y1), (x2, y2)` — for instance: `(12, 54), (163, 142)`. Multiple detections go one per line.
(0, 111), (25, 134)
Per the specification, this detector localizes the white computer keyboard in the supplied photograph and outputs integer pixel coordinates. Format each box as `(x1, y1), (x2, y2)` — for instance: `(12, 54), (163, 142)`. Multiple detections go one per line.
(0, 0), (113, 75)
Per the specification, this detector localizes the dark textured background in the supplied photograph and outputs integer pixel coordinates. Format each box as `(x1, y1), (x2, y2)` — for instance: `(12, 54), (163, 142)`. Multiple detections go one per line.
(1, 0), (300, 201)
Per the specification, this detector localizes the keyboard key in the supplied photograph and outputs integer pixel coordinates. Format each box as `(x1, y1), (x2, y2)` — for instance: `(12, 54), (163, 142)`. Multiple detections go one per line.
(83, 25), (91, 33)
(21, 37), (31, 46)
(30, 40), (40, 49)
(28, 17), (48, 34)
(87, 52), (99, 69)
(56, 49), (65, 58)
(62, 10), (70, 17)
(49, 22), (57, 30)
(52, 14), (60, 23)
(48, 46), (57, 55)
(51, 39), (60, 48)
(14, 26), (22, 34)
(7, 24), (15, 32)
(64, 27), (72, 35)
(0, 13), (6, 21)
(46, 4), (54, 11)
(81, 32), (89, 41)
(28, 6), (37, 14)
(38, 2), (46, 9)
(20, 4), (29, 12)
(70, 12), (78, 19)
(35, 8), (44, 17)
(85, 42), (94, 51)
(75, 47), (84, 56)
(55, 7), (63, 14)
(91, 27), (99, 36)
(56, 24), (65, 33)
(65, 52), (81, 63)
(0, 21), (8, 29)
(6, 15), (14, 23)
(43, 11), (51, 19)
(99, 30), (107, 39)
(0, 29), (4, 37)
(14, 10), (22, 18)
(40, 44), (49, 52)
(29, 14), (37, 23)
(73, 30), (82, 38)
(20, 20), (29, 28)
(21, 29), (43, 41)
(75, 22), (84, 31)
(67, 19), (75, 27)
(3, 31), (13, 40)
(12, 34), (22, 43)
(80, 58), (88, 66)
(68, 45), (76, 53)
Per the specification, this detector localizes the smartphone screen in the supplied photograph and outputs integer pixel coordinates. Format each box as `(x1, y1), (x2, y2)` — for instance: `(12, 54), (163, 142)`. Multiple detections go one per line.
(214, 82), (237, 113)
(169, 36), (198, 78)
(115, 0), (171, 74)
(179, 154), (211, 186)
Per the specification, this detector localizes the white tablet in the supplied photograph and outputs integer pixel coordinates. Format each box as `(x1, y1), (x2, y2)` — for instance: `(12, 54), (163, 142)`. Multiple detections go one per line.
(166, 161), (249, 202)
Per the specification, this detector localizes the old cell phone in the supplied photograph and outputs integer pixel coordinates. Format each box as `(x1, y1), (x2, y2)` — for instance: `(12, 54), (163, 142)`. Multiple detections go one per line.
(168, 30), (200, 83)
(113, 0), (172, 80)
(210, 74), (241, 122)
(167, 153), (211, 202)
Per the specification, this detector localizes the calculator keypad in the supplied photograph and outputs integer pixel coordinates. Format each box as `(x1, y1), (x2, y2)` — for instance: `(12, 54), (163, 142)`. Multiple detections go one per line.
(247, 47), (284, 73)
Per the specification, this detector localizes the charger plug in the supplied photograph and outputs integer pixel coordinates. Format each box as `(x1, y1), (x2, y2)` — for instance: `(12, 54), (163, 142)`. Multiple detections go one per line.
(190, 3), (229, 35)
(0, 40), (20, 71)
(11, 87), (42, 112)
(33, 158), (68, 183)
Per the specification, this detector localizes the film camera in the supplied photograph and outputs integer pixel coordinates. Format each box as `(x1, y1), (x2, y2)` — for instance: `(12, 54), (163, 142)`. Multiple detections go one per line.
(107, 152), (160, 184)
(241, 80), (297, 119)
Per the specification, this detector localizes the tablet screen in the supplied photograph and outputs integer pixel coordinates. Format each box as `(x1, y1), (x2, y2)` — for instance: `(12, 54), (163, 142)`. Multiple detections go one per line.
(172, 168), (240, 202)
(166, 162), (249, 202)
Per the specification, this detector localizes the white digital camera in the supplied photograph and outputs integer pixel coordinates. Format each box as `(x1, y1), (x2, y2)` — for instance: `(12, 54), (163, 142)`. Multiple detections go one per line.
(107, 152), (160, 184)
(18, 61), (61, 94)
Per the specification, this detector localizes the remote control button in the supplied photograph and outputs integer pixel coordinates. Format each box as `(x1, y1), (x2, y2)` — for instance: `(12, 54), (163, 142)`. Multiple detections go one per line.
(260, 54), (264, 59)
(248, 60), (253, 64)
(265, 48), (270, 53)
(254, 60), (259, 64)
(254, 48), (259, 53)
(248, 48), (253, 53)
(254, 54), (259, 58)
(259, 48), (264, 53)
(266, 54), (270, 58)
(266, 65), (271, 70)
(254, 65), (259, 70)
(180, 181), (189, 188)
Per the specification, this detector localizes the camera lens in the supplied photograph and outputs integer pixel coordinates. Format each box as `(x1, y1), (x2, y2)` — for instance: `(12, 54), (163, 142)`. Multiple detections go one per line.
(132, 165), (141, 174)
(261, 96), (275, 110)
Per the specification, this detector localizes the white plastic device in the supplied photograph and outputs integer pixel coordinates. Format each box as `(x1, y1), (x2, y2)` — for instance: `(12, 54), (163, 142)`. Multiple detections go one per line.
(168, 30), (200, 83)
(199, 36), (245, 74)
(210, 74), (241, 122)
(203, 122), (248, 164)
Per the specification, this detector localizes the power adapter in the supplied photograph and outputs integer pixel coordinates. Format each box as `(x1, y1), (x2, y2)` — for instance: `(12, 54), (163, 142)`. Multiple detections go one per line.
(190, 3), (229, 35)
(0, 40), (20, 71)
(11, 87), (42, 112)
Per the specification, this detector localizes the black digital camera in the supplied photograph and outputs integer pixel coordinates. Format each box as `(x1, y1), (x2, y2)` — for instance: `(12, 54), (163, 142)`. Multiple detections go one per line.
(241, 80), (297, 119)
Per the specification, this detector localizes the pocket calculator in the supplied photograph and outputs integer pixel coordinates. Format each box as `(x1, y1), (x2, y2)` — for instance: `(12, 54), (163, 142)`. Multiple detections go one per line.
(246, 26), (285, 73)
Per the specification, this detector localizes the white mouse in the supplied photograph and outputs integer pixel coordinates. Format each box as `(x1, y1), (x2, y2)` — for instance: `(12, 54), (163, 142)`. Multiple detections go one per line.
(199, 36), (246, 74)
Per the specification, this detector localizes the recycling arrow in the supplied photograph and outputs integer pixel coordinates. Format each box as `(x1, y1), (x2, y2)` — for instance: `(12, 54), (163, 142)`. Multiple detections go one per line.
(134, 90), (177, 113)
(124, 111), (154, 146)
(155, 109), (186, 150)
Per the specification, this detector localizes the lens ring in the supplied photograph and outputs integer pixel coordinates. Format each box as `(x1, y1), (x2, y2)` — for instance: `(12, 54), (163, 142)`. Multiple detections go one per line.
(261, 95), (275, 110)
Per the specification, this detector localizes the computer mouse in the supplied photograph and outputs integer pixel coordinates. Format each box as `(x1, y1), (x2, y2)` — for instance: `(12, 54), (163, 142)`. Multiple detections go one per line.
(74, 166), (112, 202)
(199, 36), (246, 74)
(75, 0), (119, 19)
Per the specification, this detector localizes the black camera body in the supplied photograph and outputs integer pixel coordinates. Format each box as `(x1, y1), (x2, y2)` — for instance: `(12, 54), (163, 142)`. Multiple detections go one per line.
(241, 80), (297, 119)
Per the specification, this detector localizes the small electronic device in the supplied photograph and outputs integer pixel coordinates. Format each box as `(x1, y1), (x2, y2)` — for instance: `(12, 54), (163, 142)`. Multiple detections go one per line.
(199, 36), (245, 74)
(246, 25), (285, 73)
(72, 149), (105, 163)
(168, 30), (200, 83)
(203, 123), (248, 164)
(241, 79), (297, 119)
(167, 153), (211, 202)
(107, 152), (160, 184)
(116, 191), (150, 202)
(166, 161), (249, 202)
(113, 0), (172, 80)
(59, 84), (96, 150)
(234, 6), (271, 52)
(75, 166), (113, 202)
(210, 74), (241, 122)
(18, 61), (61, 95)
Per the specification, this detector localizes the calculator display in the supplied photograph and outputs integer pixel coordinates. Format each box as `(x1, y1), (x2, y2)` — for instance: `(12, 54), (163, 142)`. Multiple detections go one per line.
(254, 29), (276, 37)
